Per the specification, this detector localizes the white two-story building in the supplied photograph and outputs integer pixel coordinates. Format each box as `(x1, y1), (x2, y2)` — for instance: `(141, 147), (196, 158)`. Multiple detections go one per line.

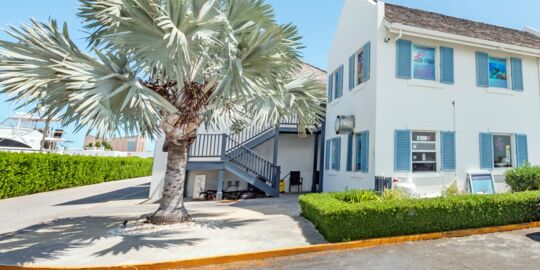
(325, 0), (540, 195)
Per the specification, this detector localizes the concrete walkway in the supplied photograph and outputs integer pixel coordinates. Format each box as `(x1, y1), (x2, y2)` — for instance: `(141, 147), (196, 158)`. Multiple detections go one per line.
(0, 178), (324, 267)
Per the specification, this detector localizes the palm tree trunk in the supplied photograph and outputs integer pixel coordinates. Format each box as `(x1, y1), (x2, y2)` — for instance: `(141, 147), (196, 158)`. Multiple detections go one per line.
(149, 139), (190, 224)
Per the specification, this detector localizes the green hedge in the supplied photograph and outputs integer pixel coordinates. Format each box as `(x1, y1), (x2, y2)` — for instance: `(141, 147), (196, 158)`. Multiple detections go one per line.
(0, 152), (153, 199)
(300, 191), (540, 242)
(505, 163), (540, 192)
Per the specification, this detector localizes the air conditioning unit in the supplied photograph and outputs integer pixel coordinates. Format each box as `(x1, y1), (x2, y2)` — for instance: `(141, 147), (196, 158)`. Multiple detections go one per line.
(334, 115), (355, 134)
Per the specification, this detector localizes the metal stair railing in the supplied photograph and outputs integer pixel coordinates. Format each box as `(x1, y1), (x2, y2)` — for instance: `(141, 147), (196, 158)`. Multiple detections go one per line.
(189, 116), (299, 159)
(229, 124), (273, 146)
(189, 134), (222, 158)
(223, 135), (277, 184)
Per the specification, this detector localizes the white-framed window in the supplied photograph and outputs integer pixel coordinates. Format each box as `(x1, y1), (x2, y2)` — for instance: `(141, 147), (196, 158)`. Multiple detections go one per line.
(356, 49), (365, 85)
(412, 131), (437, 173)
(412, 45), (436, 81)
(493, 134), (513, 168)
(331, 65), (344, 100)
(488, 57), (508, 89)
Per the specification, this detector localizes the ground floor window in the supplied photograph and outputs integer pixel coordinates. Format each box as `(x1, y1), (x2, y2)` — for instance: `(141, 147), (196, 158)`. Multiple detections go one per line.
(354, 135), (362, 171)
(493, 134), (512, 168)
(327, 137), (341, 171)
(412, 131), (437, 172)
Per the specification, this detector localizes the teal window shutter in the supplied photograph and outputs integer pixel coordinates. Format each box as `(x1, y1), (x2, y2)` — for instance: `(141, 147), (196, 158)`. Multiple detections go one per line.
(476, 52), (489, 87)
(348, 54), (355, 90)
(511, 58), (523, 91)
(324, 140), (330, 170)
(394, 130), (411, 172)
(346, 134), (353, 171)
(440, 47), (454, 84)
(360, 131), (369, 173)
(327, 74), (333, 102)
(479, 133), (493, 170)
(515, 134), (528, 167)
(334, 65), (344, 98)
(396, 39), (412, 79)
(362, 42), (371, 82)
(440, 131), (456, 171)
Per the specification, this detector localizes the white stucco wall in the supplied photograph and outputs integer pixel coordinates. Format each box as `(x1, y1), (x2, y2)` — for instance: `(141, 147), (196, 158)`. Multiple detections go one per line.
(376, 33), (540, 193)
(325, 0), (540, 195)
(324, 0), (381, 192)
(253, 134), (319, 192)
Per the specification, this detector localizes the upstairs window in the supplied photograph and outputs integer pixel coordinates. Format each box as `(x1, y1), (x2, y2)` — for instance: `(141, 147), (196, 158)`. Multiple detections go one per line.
(488, 57), (508, 88)
(476, 52), (522, 91)
(412, 45), (436, 81)
(331, 65), (344, 100)
(357, 50), (365, 84)
(348, 42), (371, 90)
(396, 40), (453, 83)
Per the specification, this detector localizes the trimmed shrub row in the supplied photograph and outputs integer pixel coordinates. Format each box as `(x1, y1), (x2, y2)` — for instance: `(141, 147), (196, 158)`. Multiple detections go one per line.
(300, 191), (540, 242)
(0, 152), (153, 199)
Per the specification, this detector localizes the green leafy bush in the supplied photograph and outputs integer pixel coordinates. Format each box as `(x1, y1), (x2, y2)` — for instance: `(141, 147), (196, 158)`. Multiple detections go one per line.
(505, 163), (540, 192)
(442, 182), (461, 196)
(382, 189), (409, 200)
(332, 190), (380, 203)
(0, 152), (153, 199)
(300, 191), (540, 242)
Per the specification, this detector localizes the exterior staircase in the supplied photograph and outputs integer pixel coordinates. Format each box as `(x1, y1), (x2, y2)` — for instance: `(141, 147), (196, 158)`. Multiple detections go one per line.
(188, 118), (298, 197)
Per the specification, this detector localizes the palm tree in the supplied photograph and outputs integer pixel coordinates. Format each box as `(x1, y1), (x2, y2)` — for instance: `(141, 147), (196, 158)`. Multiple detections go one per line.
(0, 0), (325, 224)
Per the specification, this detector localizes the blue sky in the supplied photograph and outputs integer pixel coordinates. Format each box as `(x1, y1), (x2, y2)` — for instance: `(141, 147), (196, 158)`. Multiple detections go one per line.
(1, 0), (539, 150)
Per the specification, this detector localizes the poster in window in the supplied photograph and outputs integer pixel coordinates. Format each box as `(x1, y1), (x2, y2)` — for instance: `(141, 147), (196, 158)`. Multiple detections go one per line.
(413, 45), (435, 80)
(357, 50), (364, 85)
(493, 135), (512, 168)
(488, 57), (507, 88)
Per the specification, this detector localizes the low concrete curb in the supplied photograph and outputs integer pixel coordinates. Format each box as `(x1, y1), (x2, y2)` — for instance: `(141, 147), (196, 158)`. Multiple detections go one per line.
(2, 221), (540, 270)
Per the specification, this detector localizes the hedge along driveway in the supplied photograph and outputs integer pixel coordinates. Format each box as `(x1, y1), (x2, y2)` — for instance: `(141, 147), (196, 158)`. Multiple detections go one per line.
(299, 191), (540, 242)
(0, 152), (153, 199)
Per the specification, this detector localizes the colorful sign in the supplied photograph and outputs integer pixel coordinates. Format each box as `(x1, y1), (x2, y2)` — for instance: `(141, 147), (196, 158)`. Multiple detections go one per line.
(488, 57), (507, 88)
(413, 45), (435, 80)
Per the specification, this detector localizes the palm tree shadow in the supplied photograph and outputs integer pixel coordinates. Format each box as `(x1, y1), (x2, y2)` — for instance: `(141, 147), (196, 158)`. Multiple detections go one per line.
(0, 216), (202, 266)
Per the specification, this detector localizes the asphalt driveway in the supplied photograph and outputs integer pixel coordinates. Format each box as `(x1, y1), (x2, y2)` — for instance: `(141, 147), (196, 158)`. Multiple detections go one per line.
(0, 177), (324, 267)
(191, 228), (540, 270)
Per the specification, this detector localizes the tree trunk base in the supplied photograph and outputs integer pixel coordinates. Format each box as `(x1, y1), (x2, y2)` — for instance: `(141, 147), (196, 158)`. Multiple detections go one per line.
(149, 208), (190, 225)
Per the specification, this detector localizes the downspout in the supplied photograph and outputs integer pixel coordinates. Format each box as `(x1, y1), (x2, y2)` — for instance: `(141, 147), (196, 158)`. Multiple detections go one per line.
(452, 100), (459, 189)
(272, 125), (280, 196)
(311, 132), (319, 192)
(318, 120), (326, 192)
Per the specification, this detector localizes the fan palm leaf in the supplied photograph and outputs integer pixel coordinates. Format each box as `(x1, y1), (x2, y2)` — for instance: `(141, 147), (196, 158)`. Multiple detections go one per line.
(0, 0), (326, 224)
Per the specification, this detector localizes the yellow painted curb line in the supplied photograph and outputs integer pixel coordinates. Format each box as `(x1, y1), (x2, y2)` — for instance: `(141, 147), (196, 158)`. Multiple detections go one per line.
(2, 221), (540, 270)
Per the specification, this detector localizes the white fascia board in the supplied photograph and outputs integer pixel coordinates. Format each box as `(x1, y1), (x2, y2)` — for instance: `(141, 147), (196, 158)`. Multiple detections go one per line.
(384, 20), (540, 57)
